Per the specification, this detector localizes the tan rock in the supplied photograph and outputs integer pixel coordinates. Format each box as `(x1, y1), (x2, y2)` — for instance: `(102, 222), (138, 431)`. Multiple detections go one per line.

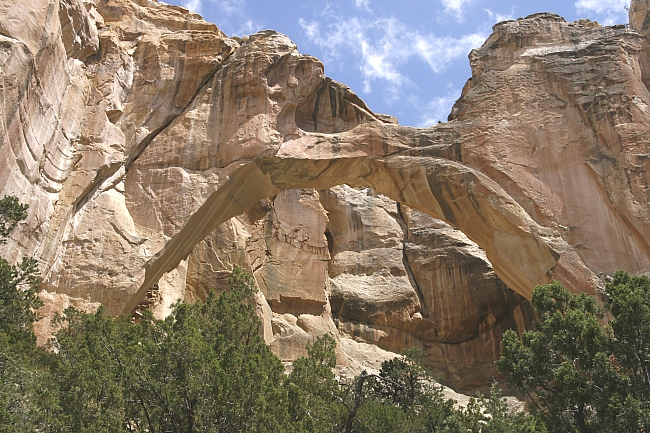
(631, 0), (650, 36)
(0, 0), (235, 303)
(35, 291), (101, 346)
(185, 217), (252, 302)
(452, 14), (650, 278)
(254, 189), (330, 314)
(2, 0), (650, 392)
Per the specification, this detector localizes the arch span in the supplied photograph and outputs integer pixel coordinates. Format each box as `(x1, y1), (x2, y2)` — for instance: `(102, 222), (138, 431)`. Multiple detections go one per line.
(122, 144), (594, 315)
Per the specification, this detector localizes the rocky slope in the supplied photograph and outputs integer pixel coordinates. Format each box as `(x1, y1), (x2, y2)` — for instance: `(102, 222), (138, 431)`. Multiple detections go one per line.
(1, 0), (649, 391)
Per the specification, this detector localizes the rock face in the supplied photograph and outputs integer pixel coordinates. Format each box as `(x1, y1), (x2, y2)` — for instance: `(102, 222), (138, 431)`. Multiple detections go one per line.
(631, 0), (650, 36)
(1, 0), (649, 391)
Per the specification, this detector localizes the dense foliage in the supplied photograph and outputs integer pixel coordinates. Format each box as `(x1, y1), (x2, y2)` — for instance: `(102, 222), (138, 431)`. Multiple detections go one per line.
(0, 196), (27, 242)
(1, 258), (540, 432)
(45, 268), (289, 432)
(0, 196), (44, 432)
(497, 276), (650, 432)
(1, 195), (649, 432)
(345, 348), (544, 433)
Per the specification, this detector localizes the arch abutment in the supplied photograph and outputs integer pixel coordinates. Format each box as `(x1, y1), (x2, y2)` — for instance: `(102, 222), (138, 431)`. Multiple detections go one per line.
(121, 162), (282, 315)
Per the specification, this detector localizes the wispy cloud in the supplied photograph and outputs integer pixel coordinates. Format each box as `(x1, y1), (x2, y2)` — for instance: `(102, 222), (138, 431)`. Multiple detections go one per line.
(485, 8), (515, 24)
(181, 0), (202, 14)
(299, 17), (408, 97)
(415, 33), (486, 74)
(299, 15), (484, 100)
(184, 0), (262, 36)
(354, 0), (371, 11)
(215, 0), (245, 15)
(410, 88), (462, 127)
(174, 0), (260, 34)
(575, 0), (629, 25)
(441, 0), (477, 22)
(236, 18), (263, 35)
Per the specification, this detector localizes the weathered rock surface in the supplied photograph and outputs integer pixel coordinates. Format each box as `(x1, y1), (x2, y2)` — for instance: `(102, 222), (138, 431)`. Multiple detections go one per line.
(322, 186), (533, 388)
(631, 0), (650, 36)
(452, 12), (650, 281)
(1, 0), (649, 391)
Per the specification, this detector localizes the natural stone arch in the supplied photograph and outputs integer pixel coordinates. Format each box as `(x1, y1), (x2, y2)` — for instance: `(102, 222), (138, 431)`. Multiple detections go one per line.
(122, 148), (591, 315)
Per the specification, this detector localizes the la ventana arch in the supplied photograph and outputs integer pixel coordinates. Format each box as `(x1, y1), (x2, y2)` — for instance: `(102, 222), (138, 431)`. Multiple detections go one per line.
(122, 153), (572, 315)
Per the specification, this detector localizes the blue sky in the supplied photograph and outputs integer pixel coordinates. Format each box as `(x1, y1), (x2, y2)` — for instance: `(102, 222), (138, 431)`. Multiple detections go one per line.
(162, 0), (630, 127)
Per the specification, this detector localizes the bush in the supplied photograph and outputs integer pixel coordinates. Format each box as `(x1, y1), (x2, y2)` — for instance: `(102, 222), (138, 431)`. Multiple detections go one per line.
(497, 276), (650, 432)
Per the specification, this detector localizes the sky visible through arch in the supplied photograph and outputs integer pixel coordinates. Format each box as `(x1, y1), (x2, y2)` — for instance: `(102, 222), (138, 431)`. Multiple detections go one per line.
(162, 0), (631, 127)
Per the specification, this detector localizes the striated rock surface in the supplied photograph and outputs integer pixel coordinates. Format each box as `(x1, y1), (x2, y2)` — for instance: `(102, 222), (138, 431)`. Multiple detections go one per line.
(452, 12), (650, 281)
(631, 0), (650, 36)
(1, 0), (649, 391)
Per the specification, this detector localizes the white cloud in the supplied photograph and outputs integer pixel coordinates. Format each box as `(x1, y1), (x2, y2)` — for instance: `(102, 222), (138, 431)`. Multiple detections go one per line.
(187, 0), (262, 36)
(182, 0), (202, 13)
(214, 0), (245, 15)
(299, 15), (485, 100)
(414, 33), (486, 74)
(485, 8), (514, 24)
(355, 0), (371, 11)
(441, 0), (476, 22)
(575, 0), (629, 25)
(177, 0), (241, 15)
(411, 89), (461, 127)
(298, 17), (414, 98)
(299, 18), (320, 41)
(236, 19), (264, 35)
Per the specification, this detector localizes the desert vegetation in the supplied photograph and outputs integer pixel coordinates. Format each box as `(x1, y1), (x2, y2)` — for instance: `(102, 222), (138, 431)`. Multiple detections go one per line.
(1, 197), (649, 432)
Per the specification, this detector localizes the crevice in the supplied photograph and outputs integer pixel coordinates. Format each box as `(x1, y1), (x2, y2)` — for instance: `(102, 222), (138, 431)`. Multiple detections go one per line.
(40, 39), (241, 288)
(269, 295), (325, 317)
(324, 227), (334, 256)
(584, 162), (650, 266)
(396, 202), (430, 318)
(0, 27), (19, 42)
(73, 41), (239, 215)
(637, 45), (650, 94)
(335, 305), (515, 347)
(109, 221), (146, 246)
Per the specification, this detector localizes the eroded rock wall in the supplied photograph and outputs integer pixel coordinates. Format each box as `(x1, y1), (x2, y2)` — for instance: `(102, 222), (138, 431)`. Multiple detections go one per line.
(452, 12), (650, 278)
(1, 0), (649, 391)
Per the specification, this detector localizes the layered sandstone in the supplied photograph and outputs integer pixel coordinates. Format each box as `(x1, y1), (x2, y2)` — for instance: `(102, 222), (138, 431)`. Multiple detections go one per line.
(1, 0), (649, 391)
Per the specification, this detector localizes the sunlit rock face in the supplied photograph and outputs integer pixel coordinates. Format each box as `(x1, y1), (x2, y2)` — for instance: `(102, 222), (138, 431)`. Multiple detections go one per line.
(1, 0), (649, 391)
(452, 11), (650, 281)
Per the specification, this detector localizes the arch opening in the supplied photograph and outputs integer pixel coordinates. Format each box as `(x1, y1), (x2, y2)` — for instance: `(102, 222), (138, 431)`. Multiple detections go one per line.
(151, 182), (537, 391)
(122, 154), (573, 316)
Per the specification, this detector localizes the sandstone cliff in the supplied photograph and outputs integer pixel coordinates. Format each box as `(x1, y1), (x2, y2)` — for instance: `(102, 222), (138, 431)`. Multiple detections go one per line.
(1, 0), (649, 391)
